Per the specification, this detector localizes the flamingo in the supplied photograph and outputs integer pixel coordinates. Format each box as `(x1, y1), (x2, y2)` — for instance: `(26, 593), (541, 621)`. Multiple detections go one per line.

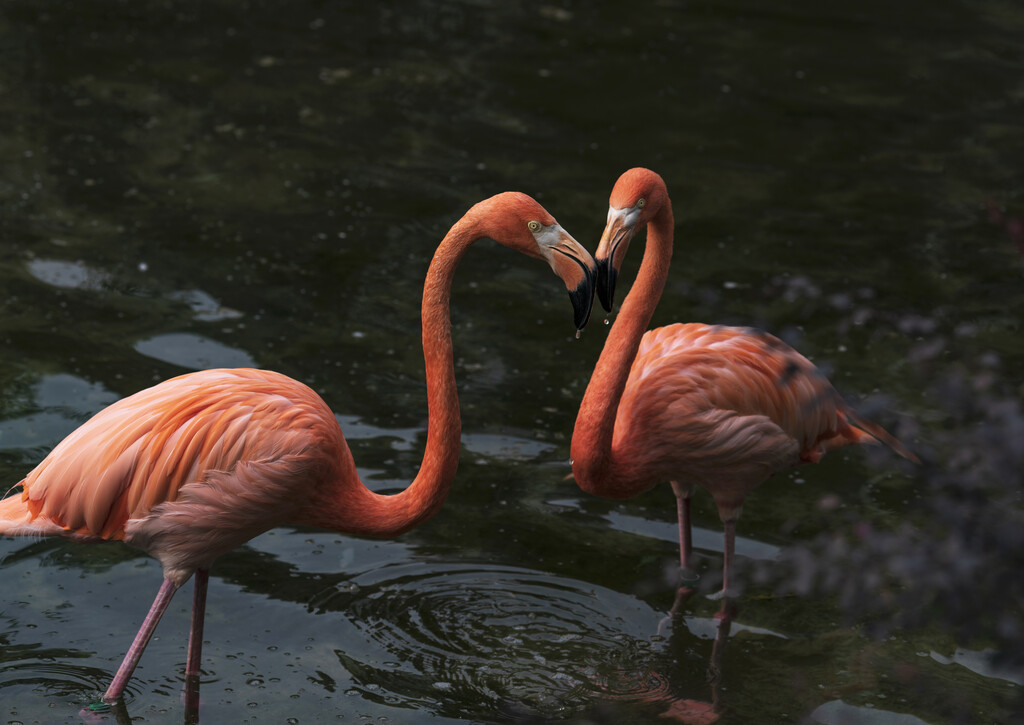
(570, 168), (917, 602)
(0, 191), (597, 704)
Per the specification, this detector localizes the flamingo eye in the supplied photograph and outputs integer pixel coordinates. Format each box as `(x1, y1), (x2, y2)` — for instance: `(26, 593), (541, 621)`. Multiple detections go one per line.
(528, 220), (542, 232)
(636, 198), (646, 208)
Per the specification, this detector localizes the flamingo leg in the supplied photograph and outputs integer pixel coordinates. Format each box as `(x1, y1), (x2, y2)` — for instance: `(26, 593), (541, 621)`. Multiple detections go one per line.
(184, 571), (206, 723)
(677, 495), (693, 570)
(103, 577), (180, 703)
(663, 482), (698, 627)
(721, 519), (737, 600)
(669, 481), (696, 576)
(186, 568), (209, 677)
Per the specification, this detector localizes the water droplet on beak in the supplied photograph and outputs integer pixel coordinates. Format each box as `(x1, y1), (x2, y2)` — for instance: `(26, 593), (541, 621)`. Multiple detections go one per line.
(575, 330), (582, 339)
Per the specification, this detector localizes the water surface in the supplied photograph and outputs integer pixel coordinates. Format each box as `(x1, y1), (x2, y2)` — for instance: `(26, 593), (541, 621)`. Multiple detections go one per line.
(2, 1), (1023, 723)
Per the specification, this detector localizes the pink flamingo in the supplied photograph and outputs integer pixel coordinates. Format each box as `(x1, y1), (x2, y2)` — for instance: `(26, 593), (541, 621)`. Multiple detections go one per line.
(0, 192), (597, 704)
(571, 168), (917, 601)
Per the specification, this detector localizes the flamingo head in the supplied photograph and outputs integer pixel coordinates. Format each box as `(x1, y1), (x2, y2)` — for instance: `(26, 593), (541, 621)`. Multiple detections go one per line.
(472, 192), (597, 332)
(595, 168), (669, 312)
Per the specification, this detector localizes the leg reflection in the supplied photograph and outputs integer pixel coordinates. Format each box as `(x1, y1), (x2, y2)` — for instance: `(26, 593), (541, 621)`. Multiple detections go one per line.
(183, 672), (201, 725)
(706, 600), (734, 715)
(81, 658), (203, 724)
(656, 594), (734, 723)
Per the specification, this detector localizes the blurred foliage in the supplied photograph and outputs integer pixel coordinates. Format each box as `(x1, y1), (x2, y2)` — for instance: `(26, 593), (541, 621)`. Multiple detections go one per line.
(748, 315), (1024, 675)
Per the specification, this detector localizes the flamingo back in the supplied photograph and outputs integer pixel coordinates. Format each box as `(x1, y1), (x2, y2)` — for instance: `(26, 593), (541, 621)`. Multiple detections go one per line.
(612, 324), (850, 494)
(3, 369), (346, 558)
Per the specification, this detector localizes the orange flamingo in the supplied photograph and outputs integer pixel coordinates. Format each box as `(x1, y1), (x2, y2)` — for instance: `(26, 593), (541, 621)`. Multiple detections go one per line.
(0, 192), (597, 704)
(570, 168), (916, 601)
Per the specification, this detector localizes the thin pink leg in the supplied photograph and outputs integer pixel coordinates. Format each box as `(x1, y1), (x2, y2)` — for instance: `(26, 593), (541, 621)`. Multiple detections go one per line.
(721, 519), (736, 600)
(103, 577), (180, 703)
(184, 570), (207, 722)
(670, 481), (695, 573)
(186, 568), (209, 677)
(677, 496), (693, 570)
(665, 483), (697, 625)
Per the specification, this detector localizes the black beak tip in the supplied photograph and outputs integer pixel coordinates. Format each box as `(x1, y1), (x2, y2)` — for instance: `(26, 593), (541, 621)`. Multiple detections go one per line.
(569, 268), (597, 332)
(596, 259), (616, 313)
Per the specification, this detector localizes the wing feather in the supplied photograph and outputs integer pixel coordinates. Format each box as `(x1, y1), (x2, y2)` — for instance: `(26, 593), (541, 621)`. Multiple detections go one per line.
(18, 368), (338, 541)
(615, 323), (844, 483)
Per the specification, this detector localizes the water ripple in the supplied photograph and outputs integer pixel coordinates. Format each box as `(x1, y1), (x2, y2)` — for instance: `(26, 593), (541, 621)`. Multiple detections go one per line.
(0, 652), (108, 700)
(315, 562), (687, 720)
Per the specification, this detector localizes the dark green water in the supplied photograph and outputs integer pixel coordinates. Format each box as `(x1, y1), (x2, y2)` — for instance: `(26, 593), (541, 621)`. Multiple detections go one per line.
(2, 1), (1022, 723)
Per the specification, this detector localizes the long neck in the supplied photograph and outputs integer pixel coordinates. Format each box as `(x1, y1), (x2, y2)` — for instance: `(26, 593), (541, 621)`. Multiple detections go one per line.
(316, 219), (474, 538)
(571, 203), (673, 494)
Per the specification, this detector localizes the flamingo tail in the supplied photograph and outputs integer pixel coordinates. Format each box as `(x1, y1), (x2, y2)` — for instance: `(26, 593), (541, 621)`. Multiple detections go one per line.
(0, 484), (66, 537)
(831, 412), (920, 464)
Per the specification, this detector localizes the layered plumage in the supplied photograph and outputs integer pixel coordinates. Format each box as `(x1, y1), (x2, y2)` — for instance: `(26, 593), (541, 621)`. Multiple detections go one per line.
(2, 369), (345, 583)
(1, 191), (597, 704)
(571, 168), (916, 598)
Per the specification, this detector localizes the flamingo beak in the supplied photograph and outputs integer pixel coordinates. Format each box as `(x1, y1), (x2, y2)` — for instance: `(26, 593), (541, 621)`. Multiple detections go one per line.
(595, 209), (635, 312)
(569, 267), (597, 332)
(535, 223), (597, 332)
(557, 235), (598, 332)
(596, 257), (617, 313)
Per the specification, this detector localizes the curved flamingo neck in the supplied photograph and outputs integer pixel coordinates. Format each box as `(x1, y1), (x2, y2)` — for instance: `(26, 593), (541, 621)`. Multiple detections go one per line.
(312, 216), (478, 538)
(571, 202), (673, 495)
(387, 226), (466, 531)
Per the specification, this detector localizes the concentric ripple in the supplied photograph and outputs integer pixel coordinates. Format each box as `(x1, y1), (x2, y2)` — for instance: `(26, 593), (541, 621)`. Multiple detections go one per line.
(313, 562), (688, 720)
(0, 647), (109, 700)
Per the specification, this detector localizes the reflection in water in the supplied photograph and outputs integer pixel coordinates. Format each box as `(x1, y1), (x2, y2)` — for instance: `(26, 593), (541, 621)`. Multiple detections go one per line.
(26, 259), (111, 291)
(3, 0), (1023, 720)
(59, 577), (735, 725)
(183, 674), (200, 725)
(307, 561), (737, 723)
(928, 648), (1024, 686)
(591, 605), (732, 725)
(0, 374), (118, 451)
(647, 590), (736, 724)
(133, 332), (257, 369)
(606, 510), (781, 563)
(327, 562), (663, 720)
(79, 689), (200, 725)
(809, 698), (932, 725)
(168, 290), (244, 323)
(461, 432), (557, 462)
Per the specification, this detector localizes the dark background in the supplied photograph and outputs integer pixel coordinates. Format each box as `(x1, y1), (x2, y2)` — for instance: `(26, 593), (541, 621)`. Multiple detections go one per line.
(2, 1), (1022, 722)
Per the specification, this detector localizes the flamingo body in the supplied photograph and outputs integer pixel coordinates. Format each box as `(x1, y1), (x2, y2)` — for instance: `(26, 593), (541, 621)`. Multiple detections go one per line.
(572, 168), (915, 598)
(592, 322), (877, 517)
(1, 368), (350, 584)
(0, 191), (597, 703)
